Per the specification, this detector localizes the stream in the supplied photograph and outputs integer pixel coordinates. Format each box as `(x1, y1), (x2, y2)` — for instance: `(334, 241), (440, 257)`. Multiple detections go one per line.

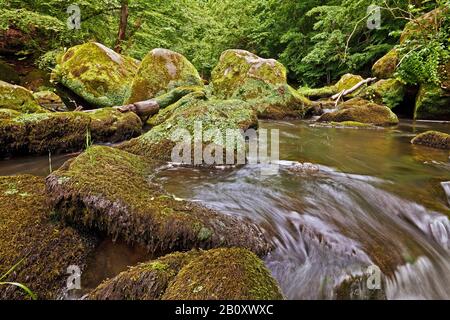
(1, 119), (449, 300)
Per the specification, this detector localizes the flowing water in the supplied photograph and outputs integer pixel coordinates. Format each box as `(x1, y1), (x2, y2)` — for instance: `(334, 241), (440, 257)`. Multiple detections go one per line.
(1, 120), (449, 300)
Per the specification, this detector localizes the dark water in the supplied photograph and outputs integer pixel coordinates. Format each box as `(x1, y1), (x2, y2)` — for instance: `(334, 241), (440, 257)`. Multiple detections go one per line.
(1, 120), (449, 299)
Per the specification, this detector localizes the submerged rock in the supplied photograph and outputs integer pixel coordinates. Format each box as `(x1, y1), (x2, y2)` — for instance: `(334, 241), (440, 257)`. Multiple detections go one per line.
(318, 98), (399, 126)
(53, 42), (139, 107)
(411, 131), (450, 150)
(211, 49), (311, 119)
(46, 146), (270, 255)
(126, 48), (203, 104)
(372, 49), (399, 80)
(0, 80), (45, 113)
(0, 108), (142, 157)
(0, 175), (97, 300)
(362, 79), (406, 110)
(88, 248), (283, 300)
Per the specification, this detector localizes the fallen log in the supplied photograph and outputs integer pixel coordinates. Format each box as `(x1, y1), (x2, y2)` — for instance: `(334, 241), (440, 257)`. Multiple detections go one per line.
(80, 99), (160, 120)
(332, 77), (377, 106)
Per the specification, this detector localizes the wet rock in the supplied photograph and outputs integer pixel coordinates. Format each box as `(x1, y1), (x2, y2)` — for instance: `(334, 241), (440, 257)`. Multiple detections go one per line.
(0, 108), (142, 157)
(362, 78), (406, 110)
(411, 131), (450, 150)
(46, 146), (270, 255)
(211, 49), (312, 119)
(372, 49), (399, 80)
(33, 90), (67, 112)
(0, 175), (97, 300)
(318, 98), (399, 126)
(53, 42), (139, 108)
(88, 248), (283, 300)
(0, 80), (46, 113)
(120, 96), (258, 161)
(126, 48), (203, 104)
(298, 86), (337, 100)
(415, 81), (450, 121)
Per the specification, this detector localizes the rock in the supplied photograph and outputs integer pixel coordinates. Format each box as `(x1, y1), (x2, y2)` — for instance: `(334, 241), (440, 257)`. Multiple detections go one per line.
(120, 96), (258, 161)
(372, 49), (399, 79)
(335, 74), (364, 93)
(0, 175), (97, 299)
(0, 59), (20, 84)
(20, 69), (51, 92)
(298, 86), (337, 100)
(363, 79), (406, 110)
(0, 108), (142, 157)
(126, 48), (203, 104)
(88, 248), (283, 300)
(53, 42), (139, 107)
(414, 79), (450, 121)
(211, 49), (311, 119)
(0, 80), (46, 113)
(33, 90), (67, 112)
(400, 8), (448, 44)
(318, 98), (399, 126)
(46, 146), (270, 255)
(411, 131), (450, 150)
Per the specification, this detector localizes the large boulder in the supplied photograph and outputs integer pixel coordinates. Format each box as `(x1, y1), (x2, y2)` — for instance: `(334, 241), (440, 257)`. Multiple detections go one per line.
(126, 48), (203, 104)
(411, 130), (450, 150)
(0, 175), (97, 299)
(372, 49), (399, 79)
(0, 108), (142, 157)
(335, 74), (364, 92)
(0, 80), (45, 113)
(363, 79), (406, 110)
(88, 248), (283, 300)
(318, 98), (399, 126)
(53, 42), (139, 107)
(46, 146), (270, 255)
(211, 49), (311, 119)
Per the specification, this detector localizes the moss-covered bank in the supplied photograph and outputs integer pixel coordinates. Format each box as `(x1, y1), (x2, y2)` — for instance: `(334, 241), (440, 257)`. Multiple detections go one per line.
(0, 80), (46, 113)
(88, 248), (283, 300)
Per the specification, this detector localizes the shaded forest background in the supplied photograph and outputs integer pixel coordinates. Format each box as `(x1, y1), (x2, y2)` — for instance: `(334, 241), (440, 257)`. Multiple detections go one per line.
(0, 0), (447, 87)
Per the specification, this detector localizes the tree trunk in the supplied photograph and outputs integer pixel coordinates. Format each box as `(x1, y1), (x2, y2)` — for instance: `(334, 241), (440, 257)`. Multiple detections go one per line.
(114, 0), (129, 53)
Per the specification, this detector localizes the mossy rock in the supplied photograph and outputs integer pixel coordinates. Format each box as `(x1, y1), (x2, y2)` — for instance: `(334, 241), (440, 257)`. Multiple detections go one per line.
(0, 59), (20, 84)
(335, 74), (364, 93)
(0, 108), (142, 157)
(0, 80), (46, 113)
(211, 49), (312, 119)
(46, 146), (270, 255)
(53, 42), (139, 107)
(121, 96), (258, 161)
(0, 175), (97, 300)
(126, 48), (203, 104)
(411, 130), (450, 150)
(33, 90), (67, 112)
(400, 8), (448, 44)
(88, 248), (283, 300)
(298, 85), (338, 100)
(318, 98), (399, 126)
(415, 83), (450, 120)
(372, 49), (399, 79)
(362, 79), (406, 110)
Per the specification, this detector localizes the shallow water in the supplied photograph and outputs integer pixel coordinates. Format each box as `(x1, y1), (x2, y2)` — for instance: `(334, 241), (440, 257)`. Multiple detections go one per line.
(1, 119), (449, 299)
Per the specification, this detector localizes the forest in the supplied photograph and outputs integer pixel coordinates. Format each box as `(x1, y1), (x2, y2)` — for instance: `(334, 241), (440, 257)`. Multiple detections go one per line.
(0, 0), (450, 302)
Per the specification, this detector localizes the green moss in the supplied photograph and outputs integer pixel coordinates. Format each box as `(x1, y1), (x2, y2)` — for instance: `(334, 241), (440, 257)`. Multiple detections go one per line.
(318, 98), (399, 126)
(46, 146), (270, 255)
(415, 83), (450, 120)
(400, 8), (447, 44)
(0, 175), (97, 300)
(126, 48), (203, 104)
(0, 59), (20, 84)
(363, 79), (406, 110)
(335, 74), (365, 93)
(0, 108), (142, 157)
(53, 42), (139, 107)
(298, 85), (337, 99)
(0, 80), (46, 113)
(162, 248), (283, 300)
(411, 130), (450, 150)
(372, 49), (399, 79)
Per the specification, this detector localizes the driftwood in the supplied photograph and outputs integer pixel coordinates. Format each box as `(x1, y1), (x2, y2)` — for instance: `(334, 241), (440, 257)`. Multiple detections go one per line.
(80, 99), (160, 119)
(332, 77), (377, 106)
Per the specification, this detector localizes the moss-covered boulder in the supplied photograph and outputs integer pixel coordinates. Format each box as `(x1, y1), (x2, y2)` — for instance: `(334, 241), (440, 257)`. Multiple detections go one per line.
(0, 59), (20, 84)
(53, 42), (139, 107)
(372, 49), (399, 79)
(88, 248), (283, 300)
(415, 81), (450, 121)
(33, 90), (67, 112)
(0, 108), (142, 157)
(411, 131), (450, 150)
(335, 74), (364, 92)
(211, 49), (311, 119)
(0, 80), (46, 113)
(318, 98), (399, 126)
(0, 175), (97, 300)
(363, 79), (406, 110)
(400, 8), (448, 44)
(298, 86), (337, 100)
(126, 49), (203, 104)
(121, 96), (258, 161)
(46, 146), (270, 255)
